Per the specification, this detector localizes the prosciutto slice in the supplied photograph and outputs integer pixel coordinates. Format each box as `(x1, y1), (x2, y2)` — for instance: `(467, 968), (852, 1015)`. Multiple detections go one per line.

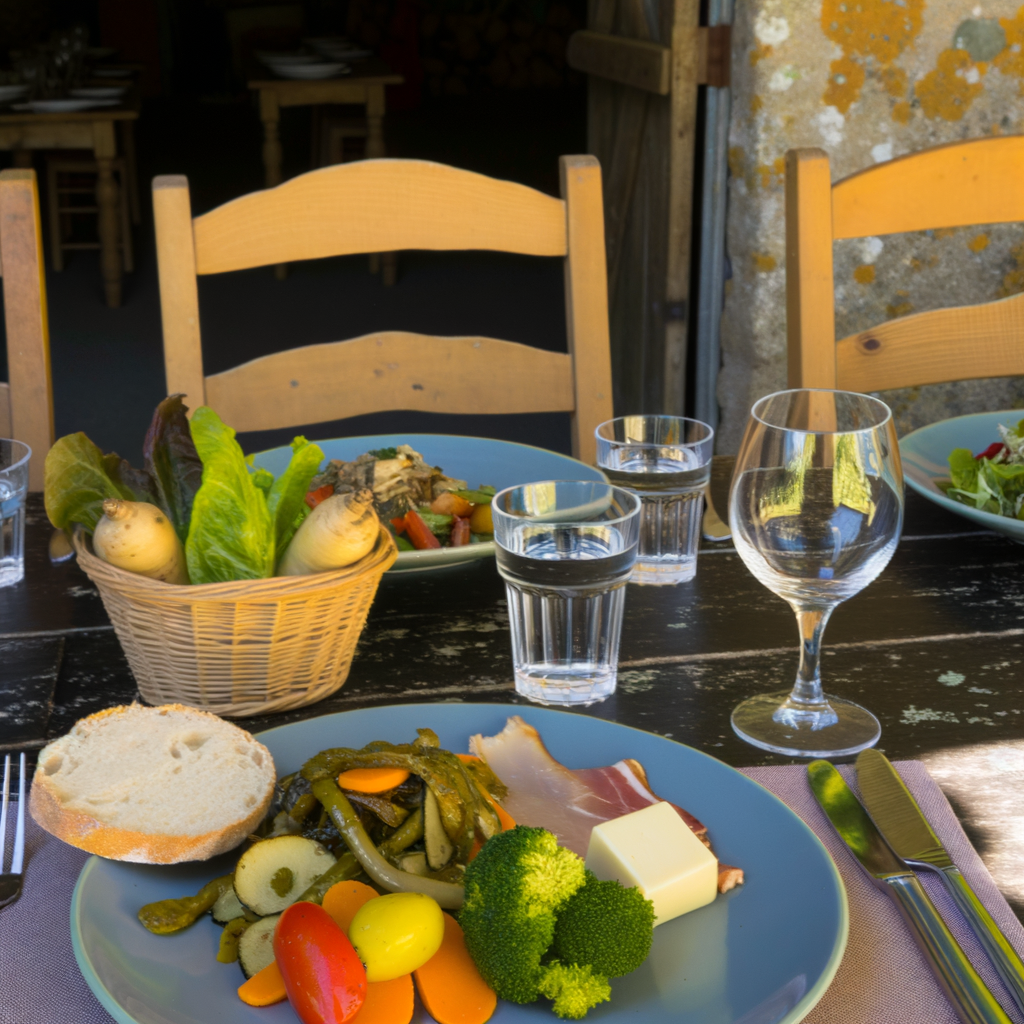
(470, 716), (743, 892)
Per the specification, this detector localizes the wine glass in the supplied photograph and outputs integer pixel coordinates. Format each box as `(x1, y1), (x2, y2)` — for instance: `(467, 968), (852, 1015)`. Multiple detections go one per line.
(728, 389), (904, 757)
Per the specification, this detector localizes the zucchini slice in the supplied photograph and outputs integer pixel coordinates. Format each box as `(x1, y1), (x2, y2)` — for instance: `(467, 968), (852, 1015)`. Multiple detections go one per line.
(397, 851), (429, 876)
(237, 914), (280, 979)
(235, 835), (336, 916)
(211, 886), (246, 925)
(423, 787), (454, 870)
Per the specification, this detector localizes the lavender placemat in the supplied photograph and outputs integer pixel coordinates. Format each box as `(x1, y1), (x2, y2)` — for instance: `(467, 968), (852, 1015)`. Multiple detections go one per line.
(2, 761), (1022, 1024)
(741, 762), (1024, 1024)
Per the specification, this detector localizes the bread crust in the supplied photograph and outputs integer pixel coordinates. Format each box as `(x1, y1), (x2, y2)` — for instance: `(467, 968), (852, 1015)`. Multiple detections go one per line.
(29, 703), (275, 864)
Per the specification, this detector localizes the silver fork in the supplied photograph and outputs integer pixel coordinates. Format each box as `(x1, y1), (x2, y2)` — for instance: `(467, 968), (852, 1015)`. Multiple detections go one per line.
(0, 753), (26, 909)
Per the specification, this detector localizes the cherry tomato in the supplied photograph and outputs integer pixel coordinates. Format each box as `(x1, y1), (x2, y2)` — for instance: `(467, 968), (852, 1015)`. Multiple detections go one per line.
(305, 485), (335, 510)
(348, 892), (445, 982)
(274, 902), (366, 1024)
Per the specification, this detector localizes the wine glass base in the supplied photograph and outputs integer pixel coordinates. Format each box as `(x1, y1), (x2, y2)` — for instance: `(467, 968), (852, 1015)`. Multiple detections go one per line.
(731, 690), (881, 758)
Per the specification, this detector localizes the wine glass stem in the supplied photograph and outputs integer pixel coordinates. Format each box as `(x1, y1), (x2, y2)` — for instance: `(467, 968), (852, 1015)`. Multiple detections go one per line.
(791, 606), (834, 705)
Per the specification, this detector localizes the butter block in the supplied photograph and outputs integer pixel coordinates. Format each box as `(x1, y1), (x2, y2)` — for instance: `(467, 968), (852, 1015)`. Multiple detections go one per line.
(585, 801), (717, 926)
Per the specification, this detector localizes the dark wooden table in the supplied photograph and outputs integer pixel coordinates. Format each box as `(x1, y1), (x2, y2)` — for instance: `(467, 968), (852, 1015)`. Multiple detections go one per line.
(3, 458), (1022, 919)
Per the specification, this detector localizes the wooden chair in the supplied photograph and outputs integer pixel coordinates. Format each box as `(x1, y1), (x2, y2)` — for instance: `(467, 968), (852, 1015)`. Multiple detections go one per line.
(786, 137), (1024, 392)
(0, 169), (54, 490)
(152, 157), (613, 464)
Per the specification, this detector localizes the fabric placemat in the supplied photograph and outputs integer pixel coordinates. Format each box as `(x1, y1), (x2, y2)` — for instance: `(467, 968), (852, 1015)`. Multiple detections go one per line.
(2, 761), (1022, 1024)
(741, 761), (1024, 1024)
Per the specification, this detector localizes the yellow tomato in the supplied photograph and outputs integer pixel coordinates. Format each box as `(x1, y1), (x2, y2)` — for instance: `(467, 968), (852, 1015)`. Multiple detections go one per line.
(348, 892), (444, 982)
(469, 503), (493, 534)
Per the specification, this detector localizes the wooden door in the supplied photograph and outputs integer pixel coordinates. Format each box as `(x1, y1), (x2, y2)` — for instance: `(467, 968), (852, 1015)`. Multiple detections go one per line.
(569, 7), (728, 415)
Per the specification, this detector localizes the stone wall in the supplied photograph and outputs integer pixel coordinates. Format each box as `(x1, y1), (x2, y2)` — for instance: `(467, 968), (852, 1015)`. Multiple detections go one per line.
(718, 0), (1024, 451)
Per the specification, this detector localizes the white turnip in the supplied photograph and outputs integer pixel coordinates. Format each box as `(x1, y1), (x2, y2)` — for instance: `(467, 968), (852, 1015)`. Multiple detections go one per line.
(93, 499), (190, 584)
(278, 489), (379, 575)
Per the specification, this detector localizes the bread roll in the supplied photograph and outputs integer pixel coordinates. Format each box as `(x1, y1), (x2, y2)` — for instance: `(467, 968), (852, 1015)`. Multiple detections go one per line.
(30, 703), (276, 863)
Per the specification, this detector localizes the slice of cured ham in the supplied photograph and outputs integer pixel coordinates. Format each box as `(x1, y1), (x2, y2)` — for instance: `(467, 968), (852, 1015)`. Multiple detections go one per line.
(470, 716), (743, 893)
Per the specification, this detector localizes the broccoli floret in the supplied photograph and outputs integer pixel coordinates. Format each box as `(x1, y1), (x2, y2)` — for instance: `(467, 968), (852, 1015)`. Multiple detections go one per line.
(460, 826), (586, 1003)
(551, 871), (655, 977)
(537, 961), (612, 1020)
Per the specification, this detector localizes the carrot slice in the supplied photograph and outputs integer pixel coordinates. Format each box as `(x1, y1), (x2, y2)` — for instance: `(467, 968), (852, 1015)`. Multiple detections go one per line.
(323, 879), (379, 932)
(414, 913), (496, 1024)
(338, 767), (411, 793)
(237, 960), (286, 1007)
(351, 975), (414, 1024)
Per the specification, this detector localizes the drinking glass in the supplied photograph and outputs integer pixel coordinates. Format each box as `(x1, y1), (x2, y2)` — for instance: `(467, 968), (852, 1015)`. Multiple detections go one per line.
(0, 440), (31, 588)
(728, 390), (903, 757)
(492, 481), (641, 706)
(596, 416), (714, 584)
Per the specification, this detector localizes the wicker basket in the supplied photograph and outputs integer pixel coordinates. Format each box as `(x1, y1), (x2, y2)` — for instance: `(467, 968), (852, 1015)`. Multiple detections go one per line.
(73, 526), (398, 718)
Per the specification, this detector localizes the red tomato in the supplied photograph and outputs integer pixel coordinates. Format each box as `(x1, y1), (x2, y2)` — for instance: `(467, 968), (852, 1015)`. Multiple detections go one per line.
(274, 902), (367, 1024)
(390, 515), (408, 534)
(305, 485), (335, 510)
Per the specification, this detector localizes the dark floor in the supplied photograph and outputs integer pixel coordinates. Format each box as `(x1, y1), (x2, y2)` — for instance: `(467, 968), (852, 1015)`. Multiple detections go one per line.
(2, 87), (587, 465)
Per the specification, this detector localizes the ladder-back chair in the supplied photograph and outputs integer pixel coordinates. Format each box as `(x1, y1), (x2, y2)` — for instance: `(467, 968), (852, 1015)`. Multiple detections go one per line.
(786, 137), (1024, 392)
(0, 168), (54, 490)
(152, 157), (613, 464)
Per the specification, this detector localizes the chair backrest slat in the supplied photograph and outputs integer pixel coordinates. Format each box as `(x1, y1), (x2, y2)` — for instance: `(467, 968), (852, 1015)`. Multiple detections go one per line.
(833, 136), (1024, 240)
(0, 169), (54, 489)
(0, 383), (11, 437)
(155, 156), (613, 465)
(205, 332), (575, 434)
(836, 290), (1024, 393)
(191, 159), (569, 275)
(786, 138), (1024, 395)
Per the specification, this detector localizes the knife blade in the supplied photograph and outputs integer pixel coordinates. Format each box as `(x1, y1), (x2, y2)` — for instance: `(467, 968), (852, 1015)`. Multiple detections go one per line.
(857, 748), (1024, 1017)
(807, 760), (1011, 1024)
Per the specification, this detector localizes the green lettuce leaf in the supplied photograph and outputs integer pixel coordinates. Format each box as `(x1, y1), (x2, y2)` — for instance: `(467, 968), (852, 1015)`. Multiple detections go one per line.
(267, 436), (325, 562)
(186, 407), (274, 583)
(143, 394), (203, 544)
(43, 433), (145, 532)
(948, 448), (979, 493)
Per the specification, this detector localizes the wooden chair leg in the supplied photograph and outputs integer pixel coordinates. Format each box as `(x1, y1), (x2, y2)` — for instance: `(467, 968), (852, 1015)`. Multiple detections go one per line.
(119, 166), (134, 273)
(45, 161), (64, 272)
(121, 121), (141, 225)
(382, 252), (397, 286)
(369, 253), (380, 274)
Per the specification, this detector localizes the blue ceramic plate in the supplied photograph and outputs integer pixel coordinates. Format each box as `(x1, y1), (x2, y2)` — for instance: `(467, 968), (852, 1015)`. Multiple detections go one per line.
(251, 434), (607, 572)
(71, 704), (847, 1024)
(900, 410), (1024, 542)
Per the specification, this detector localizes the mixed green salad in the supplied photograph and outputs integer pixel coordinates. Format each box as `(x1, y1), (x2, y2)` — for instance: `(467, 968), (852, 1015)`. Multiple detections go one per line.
(946, 419), (1024, 519)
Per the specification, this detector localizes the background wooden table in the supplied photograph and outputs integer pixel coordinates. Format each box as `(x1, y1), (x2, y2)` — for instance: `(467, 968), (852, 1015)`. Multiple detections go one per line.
(0, 98), (139, 307)
(2, 456), (1021, 919)
(248, 61), (405, 189)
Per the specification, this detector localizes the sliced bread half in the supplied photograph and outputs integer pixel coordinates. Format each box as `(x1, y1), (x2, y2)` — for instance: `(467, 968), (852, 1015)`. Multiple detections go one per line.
(30, 703), (276, 863)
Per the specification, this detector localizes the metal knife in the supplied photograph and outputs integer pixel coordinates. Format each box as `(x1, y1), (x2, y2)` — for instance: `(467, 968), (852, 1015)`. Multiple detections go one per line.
(808, 760), (1011, 1024)
(857, 748), (1024, 1017)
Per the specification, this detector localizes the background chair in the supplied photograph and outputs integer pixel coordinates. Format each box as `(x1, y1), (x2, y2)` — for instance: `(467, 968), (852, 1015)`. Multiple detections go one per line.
(0, 168), (55, 490)
(152, 156), (613, 464)
(786, 137), (1024, 392)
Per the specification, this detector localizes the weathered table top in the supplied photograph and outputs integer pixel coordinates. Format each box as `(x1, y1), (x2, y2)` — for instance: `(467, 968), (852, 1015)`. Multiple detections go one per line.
(3, 458), (1022, 918)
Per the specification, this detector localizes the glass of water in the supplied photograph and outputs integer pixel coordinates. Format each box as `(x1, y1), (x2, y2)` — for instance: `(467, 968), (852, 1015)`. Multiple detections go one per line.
(595, 416), (714, 584)
(492, 481), (641, 706)
(0, 440), (31, 588)
(729, 389), (904, 757)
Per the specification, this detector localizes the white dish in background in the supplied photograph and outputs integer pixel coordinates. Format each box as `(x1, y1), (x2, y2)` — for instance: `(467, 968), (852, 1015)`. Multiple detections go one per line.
(13, 98), (119, 113)
(257, 51), (321, 66)
(70, 86), (126, 99)
(0, 85), (29, 103)
(272, 62), (350, 79)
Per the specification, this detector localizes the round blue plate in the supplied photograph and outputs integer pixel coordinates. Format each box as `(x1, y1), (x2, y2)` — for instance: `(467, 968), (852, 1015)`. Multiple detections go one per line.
(900, 410), (1024, 542)
(70, 704), (847, 1024)
(251, 434), (607, 572)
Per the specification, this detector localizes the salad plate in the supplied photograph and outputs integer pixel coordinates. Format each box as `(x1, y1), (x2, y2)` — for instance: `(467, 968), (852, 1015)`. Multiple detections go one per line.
(252, 434), (607, 573)
(71, 703), (847, 1024)
(900, 410), (1024, 543)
